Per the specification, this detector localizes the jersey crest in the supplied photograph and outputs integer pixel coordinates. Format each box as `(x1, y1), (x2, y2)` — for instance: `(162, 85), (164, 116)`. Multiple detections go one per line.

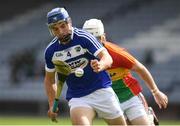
(107, 68), (129, 81)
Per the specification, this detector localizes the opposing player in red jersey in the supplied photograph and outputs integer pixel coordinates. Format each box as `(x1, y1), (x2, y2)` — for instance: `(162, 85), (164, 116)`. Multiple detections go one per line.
(83, 19), (168, 125)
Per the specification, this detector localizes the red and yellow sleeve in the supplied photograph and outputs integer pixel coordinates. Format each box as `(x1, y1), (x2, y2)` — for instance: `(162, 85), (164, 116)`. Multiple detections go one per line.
(104, 41), (136, 69)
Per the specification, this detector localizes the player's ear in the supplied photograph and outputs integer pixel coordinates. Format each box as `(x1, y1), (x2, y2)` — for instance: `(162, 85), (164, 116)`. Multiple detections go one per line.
(101, 34), (106, 42)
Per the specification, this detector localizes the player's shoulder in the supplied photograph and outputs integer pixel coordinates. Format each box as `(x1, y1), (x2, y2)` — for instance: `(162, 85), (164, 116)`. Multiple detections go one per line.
(44, 37), (58, 54)
(73, 27), (89, 35)
(73, 27), (96, 40)
(105, 41), (136, 62)
(104, 41), (125, 51)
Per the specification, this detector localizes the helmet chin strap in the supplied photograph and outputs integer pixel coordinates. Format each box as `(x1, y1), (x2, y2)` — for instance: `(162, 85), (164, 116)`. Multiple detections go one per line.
(59, 33), (71, 44)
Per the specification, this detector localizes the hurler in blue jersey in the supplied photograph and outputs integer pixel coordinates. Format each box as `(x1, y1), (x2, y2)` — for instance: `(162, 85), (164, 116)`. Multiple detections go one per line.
(44, 7), (126, 125)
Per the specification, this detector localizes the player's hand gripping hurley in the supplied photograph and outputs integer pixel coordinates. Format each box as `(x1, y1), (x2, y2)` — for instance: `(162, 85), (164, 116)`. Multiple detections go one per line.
(51, 60), (71, 122)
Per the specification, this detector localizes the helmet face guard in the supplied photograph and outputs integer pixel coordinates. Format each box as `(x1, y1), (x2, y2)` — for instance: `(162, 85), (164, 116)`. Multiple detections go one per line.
(47, 20), (68, 36)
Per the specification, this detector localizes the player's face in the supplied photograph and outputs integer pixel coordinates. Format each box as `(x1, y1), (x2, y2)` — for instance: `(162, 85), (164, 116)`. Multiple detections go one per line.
(96, 36), (102, 43)
(50, 21), (72, 44)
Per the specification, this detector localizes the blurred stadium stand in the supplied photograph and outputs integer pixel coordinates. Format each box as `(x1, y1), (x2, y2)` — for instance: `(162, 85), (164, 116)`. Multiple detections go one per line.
(0, 0), (180, 119)
(0, 0), (50, 22)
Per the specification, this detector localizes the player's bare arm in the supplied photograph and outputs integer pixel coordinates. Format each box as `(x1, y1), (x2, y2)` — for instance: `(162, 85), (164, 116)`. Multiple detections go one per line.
(131, 60), (168, 109)
(91, 49), (112, 73)
(44, 71), (58, 118)
(44, 71), (56, 107)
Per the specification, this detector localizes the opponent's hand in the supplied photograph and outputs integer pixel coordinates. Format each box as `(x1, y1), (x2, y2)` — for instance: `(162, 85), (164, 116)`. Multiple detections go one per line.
(90, 59), (104, 73)
(47, 108), (58, 122)
(153, 90), (168, 109)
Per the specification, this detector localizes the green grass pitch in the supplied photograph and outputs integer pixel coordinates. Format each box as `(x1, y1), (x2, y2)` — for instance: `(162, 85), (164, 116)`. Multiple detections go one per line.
(0, 116), (106, 125)
(0, 116), (180, 125)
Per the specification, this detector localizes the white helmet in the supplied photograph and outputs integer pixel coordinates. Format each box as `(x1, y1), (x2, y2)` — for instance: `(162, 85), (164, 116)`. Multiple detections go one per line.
(83, 19), (104, 37)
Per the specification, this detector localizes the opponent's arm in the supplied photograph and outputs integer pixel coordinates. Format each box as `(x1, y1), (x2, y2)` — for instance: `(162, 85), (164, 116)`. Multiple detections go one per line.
(131, 60), (168, 109)
(91, 49), (113, 73)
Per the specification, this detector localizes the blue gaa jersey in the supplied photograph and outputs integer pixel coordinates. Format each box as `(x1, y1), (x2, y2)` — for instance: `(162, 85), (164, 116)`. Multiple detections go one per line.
(45, 27), (112, 100)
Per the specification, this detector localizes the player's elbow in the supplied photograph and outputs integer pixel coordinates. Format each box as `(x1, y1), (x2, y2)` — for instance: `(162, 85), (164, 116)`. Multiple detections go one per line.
(98, 49), (113, 69)
(133, 62), (147, 75)
(109, 56), (113, 67)
(106, 55), (113, 68)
